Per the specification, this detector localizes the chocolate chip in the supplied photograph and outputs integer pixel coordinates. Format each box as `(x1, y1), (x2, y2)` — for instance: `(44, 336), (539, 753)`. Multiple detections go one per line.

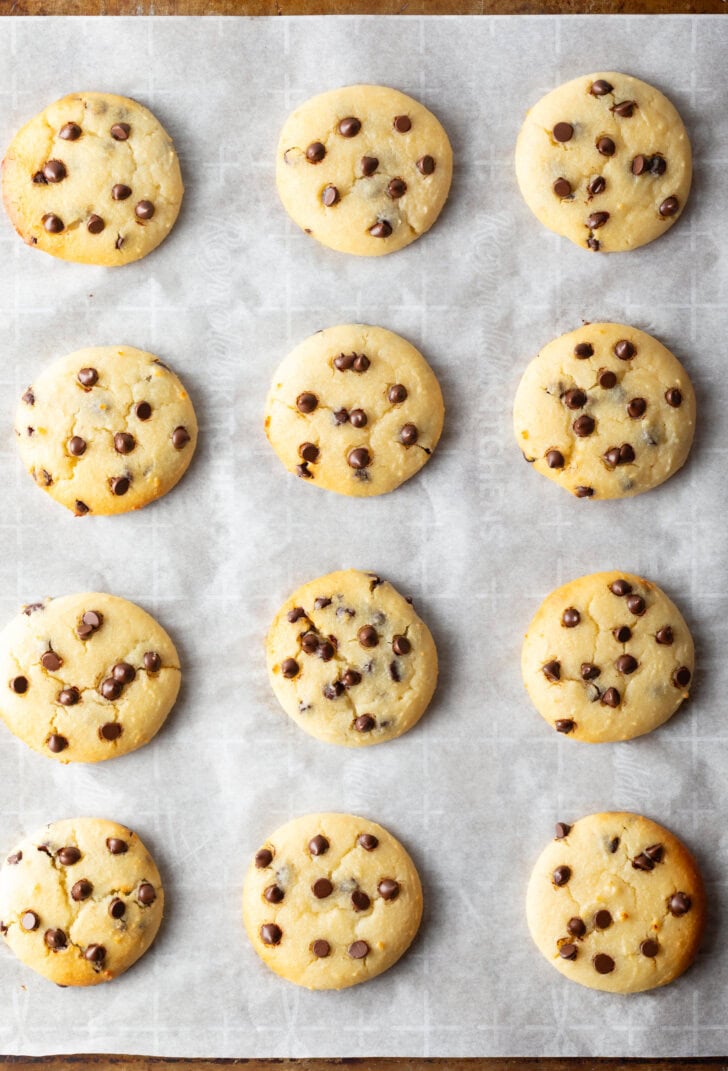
(564, 389), (587, 410)
(609, 837), (620, 853)
(348, 940), (369, 959)
(60, 122), (82, 140)
(673, 666), (692, 688)
(10, 675), (28, 694)
(22, 388), (34, 406)
(47, 734), (68, 752)
(650, 155), (667, 175)
(43, 159), (66, 183)
(358, 625), (378, 649)
(338, 117), (361, 137)
(616, 654), (638, 675)
(601, 687), (620, 707)
(106, 837), (128, 855)
(84, 944), (106, 964)
(353, 354), (370, 372)
(58, 686), (80, 706)
(111, 122), (130, 140)
(296, 443), (319, 465)
(553, 866), (571, 886)
(639, 939), (658, 958)
(587, 238), (600, 251)
(255, 848), (273, 869)
(347, 447), (370, 472)
(55, 846), (80, 867)
(668, 892), (691, 916)
(553, 178), (572, 198)
(354, 714), (376, 732)
(555, 822), (571, 839)
(559, 943), (578, 960)
(358, 833), (379, 851)
(112, 184), (131, 201)
(172, 426), (191, 449)
(632, 154), (649, 175)
(71, 879), (92, 901)
(144, 651), (161, 673)
(632, 852), (655, 871)
(610, 579), (633, 596)
(78, 367), (98, 388)
(21, 911), (39, 931)
(306, 142), (326, 163)
(309, 835), (329, 856)
(644, 844), (664, 864)
(614, 626), (632, 643)
(45, 928), (67, 950)
(6, 852), (22, 865)
(586, 214), (610, 235)
(417, 155), (435, 175)
(42, 213), (64, 233)
(614, 339), (636, 361)
(301, 633), (319, 656)
(312, 939), (330, 958)
(314, 596), (332, 610)
(573, 414), (595, 437)
(369, 221), (392, 238)
(136, 401), (152, 420)
(596, 136), (616, 156)
(575, 485), (595, 498)
(611, 100), (636, 118)
(378, 878), (399, 901)
(260, 923), (282, 945)
(553, 122), (574, 142)
(588, 175), (606, 195)
(626, 594), (645, 616)
(594, 909), (612, 929)
(656, 626), (674, 646)
(321, 185), (339, 207)
(360, 155), (378, 176)
(287, 607), (306, 623)
(112, 432), (134, 455)
(574, 342), (594, 358)
(400, 423), (418, 445)
(627, 397), (647, 419)
(110, 663), (134, 686)
(135, 200), (155, 219)
(391, 635), (411, 658)
(138, 882), (156, 906)
(659, 196), (679, 217)
(281, 658), (299, 680)
(561, 608), (580, 628)
(580, 663), (600, 680)
(109, 897), (126, 919)
(75, 500), (90, 515)
(567, 917), (586, 937)
(110, 476), (130, 496)
(100, 677), (122, 700)
(555, 719), (576, 734)
(546, 449), (565, 469)
(115, 235), (124, 249)
(265, 884), (285, 904)
(665, 388), (682, 408)
(349, 409), (367, 429)
(593, 953), (615, 974)
(393, 115), (411, 133)
(590, 79), (613, 96)
(323, 681), (344, 700)
(296, 392), (318, 414)
(100, 722), (122, 741)
(312, 878), (333, 899)
(542, 660), (560, 682)
(387, 178), (407, 199)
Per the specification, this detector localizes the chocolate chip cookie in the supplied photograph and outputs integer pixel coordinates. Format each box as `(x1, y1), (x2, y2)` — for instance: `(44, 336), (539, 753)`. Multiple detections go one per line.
(266, 569), (437, 746)
(264, 324), (444, 496)
(526, 813), (705, 993)
(243, 812), (423, 990)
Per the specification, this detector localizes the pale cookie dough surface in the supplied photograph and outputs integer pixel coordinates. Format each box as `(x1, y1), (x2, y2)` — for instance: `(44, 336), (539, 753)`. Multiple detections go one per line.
(526, 812), (705, 994)
(522, 571), (694, 743)
(513, 323), (695, 500)
(264, 324), (444, 497)
(243, 813), (423, 990)
(0, 817), (164, 987)
(515, 72), (691, 253)
(266, 569), (437, 747)
(2, 92), (183, 266)
(0, 593), (180, 763)
(16, 345), (198, 516)
(276, 84), (453, 256)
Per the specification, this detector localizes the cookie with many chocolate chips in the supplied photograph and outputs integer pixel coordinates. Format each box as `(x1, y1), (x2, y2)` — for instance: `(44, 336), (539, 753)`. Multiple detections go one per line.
(522, 571), (694, 743)
(276, 85), (452, 256)
(0, 817), (164, 986)
(2, 92), (183, 266)
(265, 324), (444, 496)
(0, 593), (180, 763)
(266, 569), (437, 746)
(513, 323), (695, 500)
(515, 73), (691, 252)
(527, 812), (704, 993)
(16, 345), (197, 516)
(243, 813), (422, 989)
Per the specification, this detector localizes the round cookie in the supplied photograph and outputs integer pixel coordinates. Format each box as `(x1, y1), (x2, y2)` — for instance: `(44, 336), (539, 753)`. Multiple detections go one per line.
(16, 345), (197, 516)
(264, 324), (444, 496)
(276, 84), (453, 256)
(0, 593), (180, 763)
(266, 569), (437, 747)
(526, 813), (705, 993)
(522, 571), (694, 744)
(515, 72), (691, 253)
(2, 92), (183, 266)
(513, 323), (695, 500)
(0, 817), (164, 987)
(243, 813), (423, 990)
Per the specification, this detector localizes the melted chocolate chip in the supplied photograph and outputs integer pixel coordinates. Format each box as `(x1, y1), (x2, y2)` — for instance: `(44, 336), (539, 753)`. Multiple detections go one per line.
(388, 178), (407, 200)
(349, 409), (367, 428)
(100, 677), (122, 700)
(611, 100), (636, 118)
(281, 658), (299, 679)
(392, 634), (411, 655)
(628, 397), (647, 418)
(113, 432), (135, 454)
(85, 943), (106, 964)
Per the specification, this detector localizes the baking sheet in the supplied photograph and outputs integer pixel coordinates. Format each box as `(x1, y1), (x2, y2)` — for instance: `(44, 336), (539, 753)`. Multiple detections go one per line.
(0, 13), (727, 1059)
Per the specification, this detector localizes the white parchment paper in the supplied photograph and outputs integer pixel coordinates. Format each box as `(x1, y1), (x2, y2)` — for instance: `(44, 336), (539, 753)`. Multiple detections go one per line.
(0, 13), (727, 1058)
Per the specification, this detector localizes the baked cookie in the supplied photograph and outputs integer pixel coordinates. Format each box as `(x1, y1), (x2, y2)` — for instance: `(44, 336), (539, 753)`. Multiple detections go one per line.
(266, 569), (437, 747)
(513, 323), (695, 500)
(522, 572), (694, 743)
(0, 593), (180, 763)
(0, 817), (164, 987)
(242, 813), (422, 990)
(515, 72), (691, 253)
(16, 345), (197, 516)
(264, 324), (444, 496)
(276, 85), (453, 256)
(2, 92), (183, 266)
(526, 812), (705, 993)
